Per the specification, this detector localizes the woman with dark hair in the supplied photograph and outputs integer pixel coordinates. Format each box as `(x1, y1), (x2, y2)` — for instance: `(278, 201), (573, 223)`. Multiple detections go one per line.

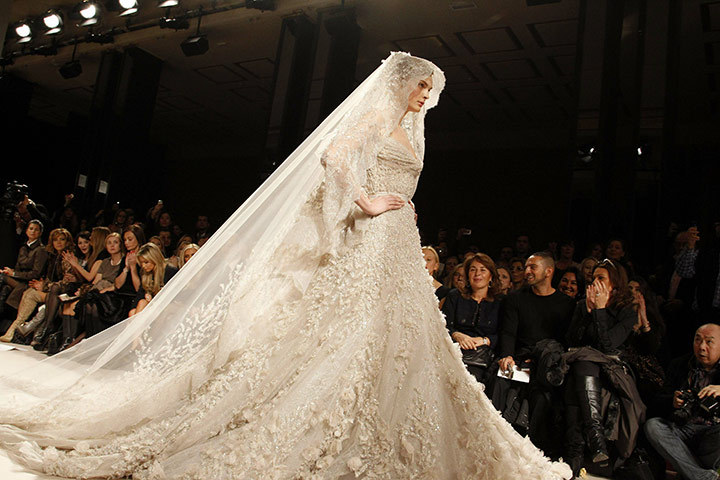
(509, 256), (525, 291)
(496, 265), (512, 296)
(442, 253), (502, 384)
(606, 237), (635, 276)
(112, 224), (146, 296)
(564, 259), (640, 475)
(1, 229), (77, 342)
(74, 231), (92, 269)
(553, 240), (579, 286)
(558, 266), (584, 300)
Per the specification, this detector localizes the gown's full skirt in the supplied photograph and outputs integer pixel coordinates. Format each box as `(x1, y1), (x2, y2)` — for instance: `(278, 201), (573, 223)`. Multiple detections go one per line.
(0, 140), (570, 479)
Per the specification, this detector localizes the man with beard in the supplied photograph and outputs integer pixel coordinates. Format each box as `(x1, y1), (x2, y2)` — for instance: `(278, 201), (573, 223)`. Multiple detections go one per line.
(494, 251), (576, 456)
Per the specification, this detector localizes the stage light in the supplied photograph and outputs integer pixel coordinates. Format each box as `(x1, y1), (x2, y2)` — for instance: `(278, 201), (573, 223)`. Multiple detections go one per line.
(181, 14), (208, 56)
(60, 40), (82, 79)
(119, 0), (139, 16)
(73, 1), (101, 26)
(577, 145), (596, 164)
(158, 0), (180, 8)
(159, 16), (189, 30)
(42, 10), (64, 35)
(14, 21), (33, 43)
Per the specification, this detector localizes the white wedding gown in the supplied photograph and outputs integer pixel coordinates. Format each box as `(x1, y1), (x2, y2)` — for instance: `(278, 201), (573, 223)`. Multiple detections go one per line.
(0, 135), (570, 479)
(0, 52), (569, 479)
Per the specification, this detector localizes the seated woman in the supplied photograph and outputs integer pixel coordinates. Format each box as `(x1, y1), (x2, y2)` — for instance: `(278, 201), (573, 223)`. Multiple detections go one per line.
(442, 253), (501, 385)
(579, 256), (598, 286)
(129, 243), (178, 316)
(422, 246), (450, 303)
(178, 243), (200, 268)
(496, 265), (512, 296)
(449, 264), (466, 292)
(59, 232), (124, 351)
(564, 259), (640, 475)
(441, 255), (460, 287)
(553, 240), (580, 286)
(624, 276), (666, 404)
(0, 228), (78, 342)
(167, 235), (195, 269)
(509, 257), (525, 291)
(0, 220), (48, 319)
(558, 266), (583, 300)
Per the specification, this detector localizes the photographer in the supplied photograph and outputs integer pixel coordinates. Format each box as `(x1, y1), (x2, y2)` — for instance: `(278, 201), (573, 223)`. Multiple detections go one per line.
(645, 323), (720, 480)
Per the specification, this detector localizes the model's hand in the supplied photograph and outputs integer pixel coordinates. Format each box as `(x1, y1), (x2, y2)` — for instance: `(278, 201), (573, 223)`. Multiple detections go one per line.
(699, 385), (720, 399)
(357, 194), (405, 216)
(408, 200), (418, 223)
(498, 356), (515, 372)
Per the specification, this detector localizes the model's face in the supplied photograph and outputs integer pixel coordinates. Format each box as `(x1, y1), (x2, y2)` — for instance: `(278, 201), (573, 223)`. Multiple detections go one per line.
(452, 267), (466, 290)
(183, 248), (198, 263)
(77, 237), (90, 254)
(524, 256), (548, 286)
(124, 232), (139, 252)
(497, 268), (511, 290)
(592, 267), (613, 292)
(510, 261), (525, 283)
(606, 240), (624, 260)
(694, 325), (720, 370)
(26, 223), (41, 241)
(52, 234), (68, 252)
(139, 258), (156, 273)
(106, 236), (121, 255)
(559, 272), (579, 298)
(422, 249), (438, 275)
(468, 260), (492, 292)
(407, 76), (433, 113)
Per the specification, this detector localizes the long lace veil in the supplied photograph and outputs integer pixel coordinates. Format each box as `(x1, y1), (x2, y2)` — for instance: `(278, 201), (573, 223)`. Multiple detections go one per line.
(0, 52), (445, 457)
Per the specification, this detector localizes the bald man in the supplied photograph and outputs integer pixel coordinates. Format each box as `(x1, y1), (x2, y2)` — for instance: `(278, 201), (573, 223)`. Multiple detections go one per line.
(645, 323), (720, 480)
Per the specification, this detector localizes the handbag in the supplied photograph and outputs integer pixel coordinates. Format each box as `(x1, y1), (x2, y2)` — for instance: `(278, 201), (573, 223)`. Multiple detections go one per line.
(461, 345), (494, 368)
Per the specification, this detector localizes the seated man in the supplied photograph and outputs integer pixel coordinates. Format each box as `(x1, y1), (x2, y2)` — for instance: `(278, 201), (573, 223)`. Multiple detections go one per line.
(645, 323), (720, 480)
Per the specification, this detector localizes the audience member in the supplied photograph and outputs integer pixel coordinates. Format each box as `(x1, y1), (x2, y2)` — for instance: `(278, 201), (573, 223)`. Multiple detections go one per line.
(674, 225), (720, 323)
(0, 220), (48, 318)
(587, 242), (604, 261)
(514, 234), (531, 259)
(645, 323), (720, 480)
(449, 264), (466, 292)
(0, 228), (77, 342)
(508, 257), (525, 292)
(422, 246), (449, 302)
(564, 258), (641, 474)
(194, 214), (212, 243)
(496, 265), (512, 296)
(557, 266), (583, 300)
(178, 243), (200, 268)
(553, 240), (579, 285)
(129, 243), (178, 316)
(580, 257), (598, 286)
(606, 237), (635, 276)
(443, 253), (501, 385)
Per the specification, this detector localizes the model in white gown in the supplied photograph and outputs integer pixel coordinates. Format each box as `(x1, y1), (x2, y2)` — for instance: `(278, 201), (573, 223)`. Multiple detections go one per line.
(0, 53), (570, 479)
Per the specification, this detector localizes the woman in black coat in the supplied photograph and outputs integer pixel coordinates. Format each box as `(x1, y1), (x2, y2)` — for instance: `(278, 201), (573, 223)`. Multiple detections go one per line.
(442, 252), (502, 385)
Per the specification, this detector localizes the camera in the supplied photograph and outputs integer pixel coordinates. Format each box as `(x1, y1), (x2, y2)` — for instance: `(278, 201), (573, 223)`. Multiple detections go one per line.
(0, 181), (28, 220)
(673, 389), (720, 423)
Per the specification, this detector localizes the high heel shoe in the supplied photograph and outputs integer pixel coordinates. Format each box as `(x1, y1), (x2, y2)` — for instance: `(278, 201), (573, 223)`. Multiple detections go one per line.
(0, 319), (22, 342)
(17, 305), (46, 337)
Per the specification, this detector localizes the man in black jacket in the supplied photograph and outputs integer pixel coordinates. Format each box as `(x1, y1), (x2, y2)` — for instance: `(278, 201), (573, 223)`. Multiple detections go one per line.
(645, 323), (720, 480)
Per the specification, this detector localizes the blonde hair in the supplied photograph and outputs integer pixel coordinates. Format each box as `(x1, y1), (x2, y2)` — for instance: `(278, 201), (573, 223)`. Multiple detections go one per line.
(88, 226), (111, 265)
(137, 243), (167, 296)
(421, 246), (440, 277)
(178, 243), (200, 268)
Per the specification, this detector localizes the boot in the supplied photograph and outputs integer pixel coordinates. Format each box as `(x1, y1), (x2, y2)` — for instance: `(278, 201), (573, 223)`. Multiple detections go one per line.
(0, 318), (22, 342)
(577, 376), (609, 464)
(564, 405), (585, 477)
(17, 305), (46, 337)
(31, 310), (56, 350)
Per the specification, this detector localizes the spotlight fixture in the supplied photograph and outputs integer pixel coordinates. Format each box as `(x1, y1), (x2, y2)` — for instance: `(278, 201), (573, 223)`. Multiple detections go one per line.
(42, 10), (64, 35)
(158, 0), (180, 7)
(181, 14), (208, 56)
(119, 0), (139, 16)
(85, 29), (115, 44)
(159, 16), (189, 30)
(60, 40), (82, 79)
(245, 0), (275, 11)
(14, 21), (33, 43)
(72, 1), (101, 26)
(577, 145), (596, 164)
